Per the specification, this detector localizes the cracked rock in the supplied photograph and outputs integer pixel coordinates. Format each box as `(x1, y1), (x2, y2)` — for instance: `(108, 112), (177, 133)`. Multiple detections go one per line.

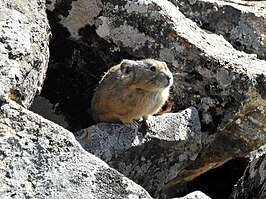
(76, 107), (201, 197)
(0, 102), (152, 199)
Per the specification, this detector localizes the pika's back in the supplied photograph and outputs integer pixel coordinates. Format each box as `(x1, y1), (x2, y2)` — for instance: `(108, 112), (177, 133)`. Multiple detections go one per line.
(91, 58), (173, 126)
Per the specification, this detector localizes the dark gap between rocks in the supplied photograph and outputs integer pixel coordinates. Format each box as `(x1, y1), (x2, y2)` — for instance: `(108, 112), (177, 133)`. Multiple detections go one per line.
(37, 10), (135, 132)
(173, 158), (249, 199)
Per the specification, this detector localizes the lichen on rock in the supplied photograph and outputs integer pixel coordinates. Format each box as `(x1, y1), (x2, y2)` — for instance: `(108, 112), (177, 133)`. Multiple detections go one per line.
(0, 102), (152, 199)
(0, 0), (50, 108)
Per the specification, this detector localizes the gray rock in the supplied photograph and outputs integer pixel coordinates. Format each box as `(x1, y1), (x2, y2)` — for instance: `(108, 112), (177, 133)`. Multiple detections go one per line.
(175, 191), (211, 199)
(30, 96), (68, 128)
(76, 107), (201, 197)
(231, 145), (266, 199)
(0, 102), (152, 199)
(173, 0), (266, 59)
(0, 0), (50, 108)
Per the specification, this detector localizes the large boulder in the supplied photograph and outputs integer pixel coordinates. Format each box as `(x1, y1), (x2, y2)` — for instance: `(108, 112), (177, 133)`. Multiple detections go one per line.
(0, 102), (152, 199)
(173, 0), (266, 59)
(0, 0), (50, 108)
(77, 107), (201, 197)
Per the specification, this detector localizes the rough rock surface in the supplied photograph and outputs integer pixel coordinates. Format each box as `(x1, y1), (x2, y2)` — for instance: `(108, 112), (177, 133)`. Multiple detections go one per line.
(0, 0), (50, 108)
(173, 0), (266, 59)
(0, 102), (152, 199)
(231, 145), (266, 199)
(30, 96), (68, 128)
(77, 107), (201, 197)
(175, 191), (211, 199)
(44, 0), (266, 198)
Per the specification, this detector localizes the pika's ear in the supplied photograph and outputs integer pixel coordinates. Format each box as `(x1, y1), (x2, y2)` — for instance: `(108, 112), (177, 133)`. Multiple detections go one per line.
(120, 60), (135, 75)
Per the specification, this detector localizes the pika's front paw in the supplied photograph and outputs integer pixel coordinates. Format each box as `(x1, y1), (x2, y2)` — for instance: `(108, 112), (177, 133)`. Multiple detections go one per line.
(122, 121), (139, 129)
(143, 115), (154, 127)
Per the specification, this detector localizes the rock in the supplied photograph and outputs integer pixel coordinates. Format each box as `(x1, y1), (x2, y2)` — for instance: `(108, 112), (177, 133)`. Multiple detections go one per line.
(231, 145), (266, 199)
(0, 102), (152, 199)
(182, 94), (266, 187)
(0, 0), (50, 108)
(173, 0), (266, 59)
(30, 96), (68, 128)
(76, 107), (201, 197)
(174, 191), (211, 199)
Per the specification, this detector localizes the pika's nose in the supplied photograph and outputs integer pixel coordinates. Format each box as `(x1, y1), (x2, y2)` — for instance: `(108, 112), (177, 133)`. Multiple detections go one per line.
(167, 74), (173, 85)
(162, 71), (171, 79)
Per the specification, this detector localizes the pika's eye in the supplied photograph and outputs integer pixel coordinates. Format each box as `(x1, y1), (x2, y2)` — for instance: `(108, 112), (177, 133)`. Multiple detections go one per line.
(150, 66), (156, 71)
(124, 67), (132, 74)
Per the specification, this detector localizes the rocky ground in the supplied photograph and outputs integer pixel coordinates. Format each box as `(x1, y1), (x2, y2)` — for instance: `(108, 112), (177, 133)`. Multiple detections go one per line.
(0, 0), (265, 198)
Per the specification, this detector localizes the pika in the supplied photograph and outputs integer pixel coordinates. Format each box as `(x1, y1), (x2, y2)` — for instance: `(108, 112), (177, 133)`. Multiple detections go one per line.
(91, 58), (173, 127)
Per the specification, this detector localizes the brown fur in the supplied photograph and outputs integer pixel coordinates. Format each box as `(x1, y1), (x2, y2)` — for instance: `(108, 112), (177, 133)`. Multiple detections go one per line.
(91, 59), (173, 126)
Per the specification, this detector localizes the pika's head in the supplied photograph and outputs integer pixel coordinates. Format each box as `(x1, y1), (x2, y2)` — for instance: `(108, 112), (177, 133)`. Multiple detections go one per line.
(120, 59), (173, 91)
